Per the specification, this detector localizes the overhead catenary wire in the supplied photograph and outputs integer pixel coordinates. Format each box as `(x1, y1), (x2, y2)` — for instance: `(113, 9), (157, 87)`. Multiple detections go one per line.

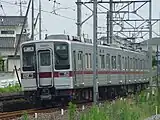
(14, 0), (32, 56)
(0, 0), (76, 21)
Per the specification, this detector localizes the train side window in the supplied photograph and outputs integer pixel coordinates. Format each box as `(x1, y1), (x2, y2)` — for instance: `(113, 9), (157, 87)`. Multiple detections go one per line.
(89, 53), (92, 68)
(118, 55), (121, 70)
(125, 57), (127, 70)
(111, 56), (116, 70)
(130, 58), (132, 70)
(133, 58), (135, 70)
(140, 60), (142, 70)
(85, 53), (89, 69)
(137, 58), (140, 70)
(127, 56), (129, 70)
(122, 57), (124, 70)
(106, 54), (110, 69)
(135, 59), (137, 70)
(100, 55), (105, 69)
(73, 51), (76, 71)
(78, 51), (83, 69)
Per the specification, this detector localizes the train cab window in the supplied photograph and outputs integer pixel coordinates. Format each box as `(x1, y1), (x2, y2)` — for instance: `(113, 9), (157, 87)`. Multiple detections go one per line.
(54, 42), (70, 70)
(22, 45), (35, 71)
(106, 54), (110, 69)
(111, 56), (116, 70)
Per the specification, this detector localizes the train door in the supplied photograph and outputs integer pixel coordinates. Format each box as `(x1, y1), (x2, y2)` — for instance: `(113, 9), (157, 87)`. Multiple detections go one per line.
(37, 49), (53, 87)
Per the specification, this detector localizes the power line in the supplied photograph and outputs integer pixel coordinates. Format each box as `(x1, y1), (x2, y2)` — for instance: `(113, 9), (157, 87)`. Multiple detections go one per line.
(0, 0), (76, 21)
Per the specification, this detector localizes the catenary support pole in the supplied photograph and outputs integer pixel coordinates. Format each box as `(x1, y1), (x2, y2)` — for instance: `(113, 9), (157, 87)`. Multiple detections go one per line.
(32, 0), (34, 40)
(109, 0), (113, 44)
(93, 0), (98, 104)
(39, 0), (41, 40)
(77, 0), (82, 37)
(149, 0), (152, 86)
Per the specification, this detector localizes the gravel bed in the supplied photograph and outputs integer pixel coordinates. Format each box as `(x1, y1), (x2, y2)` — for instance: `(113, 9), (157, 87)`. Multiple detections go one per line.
(16, 108), (89, 120)
(16, 109), (160, 120)
(144, 114), (160, 120)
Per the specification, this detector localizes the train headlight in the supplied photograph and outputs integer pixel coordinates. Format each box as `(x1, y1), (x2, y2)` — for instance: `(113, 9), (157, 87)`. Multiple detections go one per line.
(22, 73), (33, 79)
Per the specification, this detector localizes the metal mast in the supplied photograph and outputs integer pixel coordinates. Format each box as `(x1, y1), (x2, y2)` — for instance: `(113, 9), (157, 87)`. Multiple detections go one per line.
(109, 0), (113, 44)
(77, 0), (82, 37)
(93, 0), (98, 104)
(39, 0), (41, 39)
(32, 0), (34, 40)
(149, 0), (152, 85)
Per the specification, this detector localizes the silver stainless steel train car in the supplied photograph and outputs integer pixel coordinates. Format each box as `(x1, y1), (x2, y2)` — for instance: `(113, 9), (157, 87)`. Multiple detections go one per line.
(20, 34), (150, 103)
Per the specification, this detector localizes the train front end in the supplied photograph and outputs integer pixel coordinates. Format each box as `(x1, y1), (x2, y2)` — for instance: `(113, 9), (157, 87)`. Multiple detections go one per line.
(20, 40), (73, 103)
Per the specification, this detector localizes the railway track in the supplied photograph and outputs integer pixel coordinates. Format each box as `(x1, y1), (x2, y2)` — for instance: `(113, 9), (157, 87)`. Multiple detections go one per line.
(0, 107), (59, 120)
(0, 92), (24, 101)
(0, 101), (93, 120)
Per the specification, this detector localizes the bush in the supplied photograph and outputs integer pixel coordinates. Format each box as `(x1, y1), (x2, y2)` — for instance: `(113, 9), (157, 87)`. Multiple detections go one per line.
(69, 87), (160, 120)
(0, 83), (21, 93)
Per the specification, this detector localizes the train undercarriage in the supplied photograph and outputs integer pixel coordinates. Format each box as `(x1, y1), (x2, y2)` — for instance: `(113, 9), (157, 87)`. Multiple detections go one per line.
(24, 81), (149, 106)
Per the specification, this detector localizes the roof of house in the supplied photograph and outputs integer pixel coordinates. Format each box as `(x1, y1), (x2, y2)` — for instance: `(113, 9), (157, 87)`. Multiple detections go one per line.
(0, 16), (26, 26)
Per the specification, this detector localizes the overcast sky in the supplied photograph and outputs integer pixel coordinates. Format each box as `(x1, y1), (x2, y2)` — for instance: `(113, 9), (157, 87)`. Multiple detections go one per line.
(0, 0), (160, 41)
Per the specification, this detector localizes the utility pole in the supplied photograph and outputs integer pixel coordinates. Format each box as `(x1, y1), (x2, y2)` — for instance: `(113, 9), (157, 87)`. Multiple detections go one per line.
(149, 0), (152, 86)
(39, 0), (41, 39)
(93, 0), (98, 104)
(15, 0), (27, 16)
(77, 0), (82, 37)
(109, 0), (113, 44)
(107, 11), (110, 44)
(32, 0), (34, 40)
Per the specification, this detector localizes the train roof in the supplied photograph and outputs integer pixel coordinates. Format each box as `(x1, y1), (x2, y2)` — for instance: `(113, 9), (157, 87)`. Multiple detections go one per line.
(21, 34), (147, 55)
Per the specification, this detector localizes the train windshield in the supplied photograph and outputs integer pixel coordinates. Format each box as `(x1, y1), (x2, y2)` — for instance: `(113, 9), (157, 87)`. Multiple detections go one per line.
(22, 45), (35, 71)
(54, 42), (70, 70)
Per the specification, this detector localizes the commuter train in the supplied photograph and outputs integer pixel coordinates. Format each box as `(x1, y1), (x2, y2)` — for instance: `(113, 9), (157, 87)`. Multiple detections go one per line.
(20, 34), (150, 104)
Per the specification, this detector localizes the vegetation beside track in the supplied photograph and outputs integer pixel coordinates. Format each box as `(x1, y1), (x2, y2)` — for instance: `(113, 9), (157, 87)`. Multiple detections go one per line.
(68, 87), (160, 120)
(0, 84), (21, 93)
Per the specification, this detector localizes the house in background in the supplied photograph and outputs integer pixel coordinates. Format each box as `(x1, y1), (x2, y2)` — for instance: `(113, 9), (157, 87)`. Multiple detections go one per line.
(0, 16), (30, 72)
(0, 16), (30, 87)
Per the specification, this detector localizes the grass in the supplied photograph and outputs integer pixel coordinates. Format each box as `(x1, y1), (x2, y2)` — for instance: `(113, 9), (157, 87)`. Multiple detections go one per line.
(68, 87), (160, 120)
(0, 83), (21, 93)
(20, 87), (160, 120)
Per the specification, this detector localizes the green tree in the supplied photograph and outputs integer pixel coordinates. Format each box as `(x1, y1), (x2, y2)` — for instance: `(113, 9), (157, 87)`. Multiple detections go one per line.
(0, 56), (4, 71)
